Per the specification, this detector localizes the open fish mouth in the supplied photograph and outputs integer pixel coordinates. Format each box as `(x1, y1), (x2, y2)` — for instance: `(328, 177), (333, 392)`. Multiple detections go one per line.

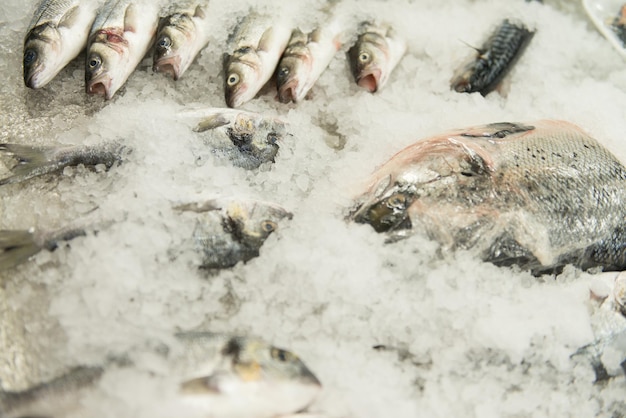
(278, 79), (300, 103)
(357, 68), (381, 92)
(86, 75), (113, 99)
(153, 55), (182, 80)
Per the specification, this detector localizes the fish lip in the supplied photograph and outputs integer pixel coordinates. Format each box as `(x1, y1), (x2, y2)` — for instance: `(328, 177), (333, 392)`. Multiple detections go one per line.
(356, 68), (381, 92)
(225, 86), (248, 108)
(277, 79), (300, 103)
(86, 75), (113, 100)
(153, 55), (182, 80)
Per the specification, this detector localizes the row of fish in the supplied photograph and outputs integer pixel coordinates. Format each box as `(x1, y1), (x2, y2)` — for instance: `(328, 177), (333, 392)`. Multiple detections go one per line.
(25, 0), (539, 106)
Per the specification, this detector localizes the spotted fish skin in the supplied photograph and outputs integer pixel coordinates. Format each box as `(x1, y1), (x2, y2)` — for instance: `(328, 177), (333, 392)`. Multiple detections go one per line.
(451, 19), (534, 96)
(350, 120), (626, 275)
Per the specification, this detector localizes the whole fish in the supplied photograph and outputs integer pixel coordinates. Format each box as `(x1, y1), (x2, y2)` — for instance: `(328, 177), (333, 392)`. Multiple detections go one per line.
(23, 0), (100, 88)
(182, 107), (287, 169)
(0, 332), (321, 418)
(153, 0), (211, 80)
(349, 120), (626, 275)
(276, 19), (344, 103)
(451, 19), (534, 96)
(347, 22), (406, 93)
(85, 0), (159, 99)
(0, 141), (126, 186)
(223, 13), (292, 108)
(176, 198), (292, 269)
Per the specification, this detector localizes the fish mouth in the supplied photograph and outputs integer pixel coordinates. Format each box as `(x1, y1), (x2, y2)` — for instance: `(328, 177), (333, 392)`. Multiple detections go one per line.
(357, 69), (382, 93)
(153, 55), (182, 80)
(351, 192), (414, 233)
(278, 79), (300, 104)
(86, 75), (113, 100)
(225, 85), (248, 108)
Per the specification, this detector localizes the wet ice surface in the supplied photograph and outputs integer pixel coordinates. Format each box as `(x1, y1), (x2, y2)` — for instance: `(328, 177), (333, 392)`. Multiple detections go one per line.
(1, 0), (626, 416)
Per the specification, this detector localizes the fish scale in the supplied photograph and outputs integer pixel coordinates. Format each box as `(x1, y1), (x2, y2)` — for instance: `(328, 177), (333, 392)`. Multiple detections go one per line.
(28, 0), (76, 27)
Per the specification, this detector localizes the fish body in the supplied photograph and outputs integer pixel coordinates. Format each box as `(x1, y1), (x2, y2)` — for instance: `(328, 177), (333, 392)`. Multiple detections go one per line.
(223, 13), (292, 108)
(451, 19), (534, 96)
(85, 0), (159, 99)
(276, 19), (344, 103)
(350, 120), (626, 275)
(153, 0), (211, 80)
(176, 198), (292, 269)
(610, 5), (626, 47)
(0, 332), (321, 418)
(347, 22), (406, 93)
(23, 0), (100, 88)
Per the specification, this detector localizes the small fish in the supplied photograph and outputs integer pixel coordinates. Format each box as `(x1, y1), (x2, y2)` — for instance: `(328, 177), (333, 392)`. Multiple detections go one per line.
(23, 0), (100, 88)
(176, 198), (292, 269)
(276, 19), (344, 103)
(0, 332), (321, 418)
(347, 22), (406, 93)
(609, 4), (626, 47)
(0, 141), (126, 186)
(451, 19), (534, 96)
(349, 120), (626, 275)
(223, 13), (292, 108)
(85, 0), (159, 99)
(182, 107), (286, 169)
(153, 0), (211, 80)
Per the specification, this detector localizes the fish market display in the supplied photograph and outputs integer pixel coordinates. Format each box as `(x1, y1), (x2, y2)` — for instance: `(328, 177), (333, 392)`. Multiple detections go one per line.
(347, 22), (406, 93)
(0, 332), (321, 418)
(0, 141), (126, 186)
(350, 120), (626, 275)
(276, 18), (344, 103)
(451, 19), (534, 96)
(223, 13), (292, 108)
(176, 198), (292, 269)
(153, 0), (211, 80)
(85, 0), (159, 99)
(23, 0), (100, 88)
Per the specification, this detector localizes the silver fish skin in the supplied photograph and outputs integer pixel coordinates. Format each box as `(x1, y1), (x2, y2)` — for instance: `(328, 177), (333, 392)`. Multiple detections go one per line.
(0, 141), (126, 186)
(85, 0), (159, 99)
(451, 19), (534, 96)
(350, 120), (626, 276)
(0, 333), (321, 418)
(182, 107), (287, 169)
(276, 18), (344, 103)
(223, 13), (292, 108)
(153, 0), (211, 80)
(347, 22), (406, 93)
(176, 198), (293, 269)
(23, 0), (100, 88)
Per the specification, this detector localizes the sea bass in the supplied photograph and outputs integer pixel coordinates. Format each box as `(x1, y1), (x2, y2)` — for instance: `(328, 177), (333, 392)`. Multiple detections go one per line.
(23, 0), (100, 88)
(153, 0), (211, 80)
(451, 19), (534, 96)
(223, 13), (292, 108)
(349, 120), (626, 275)
(85, 0), (159, 99)
(276, 18), (344, 103)
(0, 332), (321, 418)
(347, 22), (406, 93)
(176, 198), (292, 269)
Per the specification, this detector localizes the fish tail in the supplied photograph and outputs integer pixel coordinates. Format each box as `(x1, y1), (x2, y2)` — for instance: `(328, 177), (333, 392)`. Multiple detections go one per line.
(0, 143), (66, 186)
(0, 230), (45, 271)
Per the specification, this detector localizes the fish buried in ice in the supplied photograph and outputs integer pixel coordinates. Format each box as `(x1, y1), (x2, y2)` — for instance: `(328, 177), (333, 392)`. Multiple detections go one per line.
(0, 332), (321, 418)
(223, 13), (292, 108)
(23, 0), (100, 88)
(153, 0), (211, 80)
(349, 120), (626, 275)
(347, 22), (406, 93)
(451, 19), (534, 96)
(85, 0), (159, 99)
(176, 198), (292, 269)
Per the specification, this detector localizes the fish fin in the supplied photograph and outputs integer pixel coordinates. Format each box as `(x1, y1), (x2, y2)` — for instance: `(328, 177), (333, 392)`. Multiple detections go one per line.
(123, 3), (138, 33)
(482, 232), (542, 271)
(58, 5), (80, 28)
(174, 200), (223, 213)
(180, 375), (222, 394)
(194, 115), (230, 132)
(258, 27), (277, 52)
(0, 230), (44, 271)
(0, 143), (68, 186)
(193, 5), (206, 19)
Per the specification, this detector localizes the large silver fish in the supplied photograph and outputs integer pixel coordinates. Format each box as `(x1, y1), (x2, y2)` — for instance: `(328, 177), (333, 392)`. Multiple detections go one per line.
(23, 0), (100, 88)
(349, 120), (626, 275)
(347, 22), (406, 93)
(85, 0), (159, 99)
(0, 332), (321, 418)
(153, 0), (211, 80)
(223, 13), (292, 108)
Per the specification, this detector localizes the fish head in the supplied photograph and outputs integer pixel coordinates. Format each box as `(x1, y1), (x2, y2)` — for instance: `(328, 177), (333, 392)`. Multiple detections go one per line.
(153, 14), (196, 80)
(276, 53), (311, 103)
(222, 200), (292, 249)
(85, 35), (127, 100)
(23, 24), (62, 88)
(348, 41), (384, 92)
(181, 336), (321, 414)
(226, 114), (285, 163)
(223, 50), (262, 108)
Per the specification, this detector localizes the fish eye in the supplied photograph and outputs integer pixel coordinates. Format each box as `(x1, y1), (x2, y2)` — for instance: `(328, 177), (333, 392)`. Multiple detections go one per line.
(227, 73), (240, 86)
(23, 49), (37, 65)
(278, 67), (289, 77)
(88, 55), (102, 70)
(158, 36), (171, 49)
(270, 347), (293, 362)
(359, 52), (370, 62)
(266, 133), (278, 144)
(261, 220), (277, 233)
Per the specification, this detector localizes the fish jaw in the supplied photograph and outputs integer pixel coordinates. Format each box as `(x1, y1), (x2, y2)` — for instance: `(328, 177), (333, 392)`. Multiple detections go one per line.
(356, 67), (382, 93)
(153, 54), (183, 80)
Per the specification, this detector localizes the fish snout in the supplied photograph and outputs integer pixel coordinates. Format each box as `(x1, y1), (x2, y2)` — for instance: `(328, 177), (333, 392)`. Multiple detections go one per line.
(351, 192), (414, 233)
(278, 78), (300, 104)
(357, 68), (382, 93)
(153, 55), (182, 80)
(86, 75), (113, 100)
